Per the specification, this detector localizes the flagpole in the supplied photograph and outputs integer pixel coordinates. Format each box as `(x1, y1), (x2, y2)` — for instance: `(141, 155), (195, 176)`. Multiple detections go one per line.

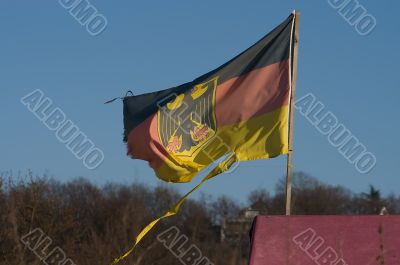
(285, 10), (300, 216)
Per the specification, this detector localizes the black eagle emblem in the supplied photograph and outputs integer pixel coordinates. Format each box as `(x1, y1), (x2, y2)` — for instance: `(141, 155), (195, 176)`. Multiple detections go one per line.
(158, 77), (218, 157)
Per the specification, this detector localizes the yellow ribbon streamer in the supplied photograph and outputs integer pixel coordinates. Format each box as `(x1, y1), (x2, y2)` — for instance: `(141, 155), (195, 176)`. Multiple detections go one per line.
(111, 154), (236, 265)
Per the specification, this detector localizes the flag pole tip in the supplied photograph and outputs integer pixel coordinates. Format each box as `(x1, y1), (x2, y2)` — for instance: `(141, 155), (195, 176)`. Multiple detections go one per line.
(292, 10), (300, 15)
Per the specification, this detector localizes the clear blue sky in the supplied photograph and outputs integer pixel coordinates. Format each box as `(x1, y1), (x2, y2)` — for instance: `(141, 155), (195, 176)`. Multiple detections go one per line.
(1, 1), (399, 202)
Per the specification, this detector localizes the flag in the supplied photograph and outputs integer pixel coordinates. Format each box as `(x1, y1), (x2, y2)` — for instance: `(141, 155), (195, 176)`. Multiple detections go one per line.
(123, 13), (295, 183)
(113, 12), (298, 264)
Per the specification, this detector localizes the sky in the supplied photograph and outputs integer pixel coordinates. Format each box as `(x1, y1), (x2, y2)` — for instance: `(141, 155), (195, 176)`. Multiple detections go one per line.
(1, 0), (399, 203)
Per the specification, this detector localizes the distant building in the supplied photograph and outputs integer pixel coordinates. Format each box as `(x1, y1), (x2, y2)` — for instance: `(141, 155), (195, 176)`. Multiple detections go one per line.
(220, 208), (259, 244)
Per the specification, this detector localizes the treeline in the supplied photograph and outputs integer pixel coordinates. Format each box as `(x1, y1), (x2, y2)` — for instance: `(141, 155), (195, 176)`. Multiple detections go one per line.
(0, 171), (399, 265)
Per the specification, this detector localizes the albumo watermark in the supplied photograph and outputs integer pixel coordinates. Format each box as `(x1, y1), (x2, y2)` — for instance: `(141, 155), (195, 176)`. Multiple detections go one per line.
(21, 227), (76, 265)
(157, 226), (214, 265)
(295, 93), (376, 174)
(328, 0), (377, 36)
(293, 228), (348, 265)
(21, 89), (105, 170)
(58, 0), (107, 36)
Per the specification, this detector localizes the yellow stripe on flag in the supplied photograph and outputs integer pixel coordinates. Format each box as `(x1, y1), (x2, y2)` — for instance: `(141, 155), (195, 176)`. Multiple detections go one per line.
(155, 105), (289, 183)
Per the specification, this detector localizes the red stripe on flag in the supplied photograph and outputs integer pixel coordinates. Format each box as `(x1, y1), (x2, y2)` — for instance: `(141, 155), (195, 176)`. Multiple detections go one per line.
(126, 114), (165, 169)
(215, 60), (290, 127)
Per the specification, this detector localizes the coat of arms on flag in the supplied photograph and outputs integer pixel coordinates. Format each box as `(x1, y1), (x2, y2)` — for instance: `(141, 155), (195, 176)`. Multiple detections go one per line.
(158, 77), (218, 158)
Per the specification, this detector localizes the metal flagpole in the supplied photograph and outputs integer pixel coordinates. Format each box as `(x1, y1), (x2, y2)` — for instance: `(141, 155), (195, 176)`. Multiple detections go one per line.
(285, 10), (300, 216)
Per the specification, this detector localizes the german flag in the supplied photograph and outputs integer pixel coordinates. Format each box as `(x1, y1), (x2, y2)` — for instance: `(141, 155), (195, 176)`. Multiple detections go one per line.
(123, 13), (296, 183)
(113, 13), (298, 264)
